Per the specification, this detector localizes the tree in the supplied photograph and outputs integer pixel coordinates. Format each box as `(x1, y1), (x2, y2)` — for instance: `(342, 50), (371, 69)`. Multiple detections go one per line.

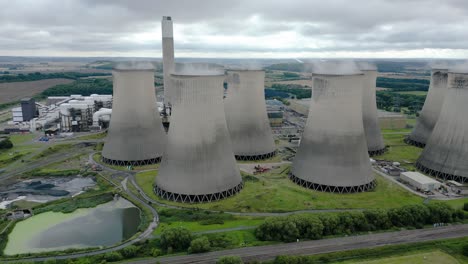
(0, 138), (13, 149)
(255, 217), (299, 242)
(103, 251), (123, 262)
(318, 214), (340, 235)
(289, 214), (324, 240)
(189, 236), (211, 253)
(463, 203), (468, 212)
(217, 256), (243, 264)
(363, 209), (392, 230)
(463, 244), (468, 257)
(160, 227), (193, 252)
(121, 245), (139, 258)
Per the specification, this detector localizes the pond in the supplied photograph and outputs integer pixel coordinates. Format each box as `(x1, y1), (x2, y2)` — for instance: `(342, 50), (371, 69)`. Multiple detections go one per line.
(4, 198), (140, 255)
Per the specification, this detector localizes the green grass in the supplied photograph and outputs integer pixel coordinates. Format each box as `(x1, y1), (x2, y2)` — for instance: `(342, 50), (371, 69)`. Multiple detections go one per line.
(396, 91), (428, 96)
(31, 143), (74, 160)
(154, 219), (264, 235)
(7, 134), (36, 145)
(136, 166), (424, 213)
(342, 250), (458, 264)
(75, 132), (107, 140)
(374, 133), (423, 170)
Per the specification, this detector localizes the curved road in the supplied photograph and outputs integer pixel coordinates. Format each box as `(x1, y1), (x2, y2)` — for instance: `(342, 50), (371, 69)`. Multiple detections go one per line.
(128, 224), (468, 264)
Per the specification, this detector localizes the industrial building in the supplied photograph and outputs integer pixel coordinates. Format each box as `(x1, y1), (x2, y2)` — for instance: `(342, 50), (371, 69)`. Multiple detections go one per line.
(360, 65), (386, 156)
(416, 69), (468, 183)
(224, 70), (276, 160)
(406, 69), (448, 147)
(162, 16), (175, 107)
(101, 62), (166, 166)
(290, 70), (375, 193)
(400, 171), (441, 192)
(155, 68), (243, 203)
(266, 99), (284, 127)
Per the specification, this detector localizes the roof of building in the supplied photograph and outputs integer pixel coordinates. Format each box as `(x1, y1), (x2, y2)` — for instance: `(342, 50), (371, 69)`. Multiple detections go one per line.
(401, 171), (440, 185)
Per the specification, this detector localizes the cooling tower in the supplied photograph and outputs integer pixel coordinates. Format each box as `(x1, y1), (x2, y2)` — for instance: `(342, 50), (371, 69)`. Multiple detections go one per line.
(102, 62), (166, 166)
(406, 69), (448, 147)
(290, 73), (375, 193)
(361, 68), (386, 156)
(155, 71), (243, 203)
(224, 70), (276, 160)
(416, 70), (468, 183)
(162, 16), (175, 105)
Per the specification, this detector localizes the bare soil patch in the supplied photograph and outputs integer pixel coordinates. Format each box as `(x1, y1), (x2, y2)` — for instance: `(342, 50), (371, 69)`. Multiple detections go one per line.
(0, 78), (73, 104)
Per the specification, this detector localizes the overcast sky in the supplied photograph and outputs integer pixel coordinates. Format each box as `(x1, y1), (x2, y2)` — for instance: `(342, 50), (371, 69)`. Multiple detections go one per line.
(1, 0), (468, 58)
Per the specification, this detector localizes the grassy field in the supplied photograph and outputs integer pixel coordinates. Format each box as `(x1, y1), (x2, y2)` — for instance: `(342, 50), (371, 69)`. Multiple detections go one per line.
(75, 132), (107, 140)
(374, 132), (422, 170)
(343, 250), (459, 264)
(396, 91), (428, 96)
(154, 219), (264, 235)
(136, 167), (424, 212)
(0, 134), (41, 167)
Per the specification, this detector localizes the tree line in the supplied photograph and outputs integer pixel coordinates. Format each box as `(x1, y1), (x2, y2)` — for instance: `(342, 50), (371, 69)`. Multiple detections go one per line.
(0, 72), (110, 83)
(255, 203), (464, 243)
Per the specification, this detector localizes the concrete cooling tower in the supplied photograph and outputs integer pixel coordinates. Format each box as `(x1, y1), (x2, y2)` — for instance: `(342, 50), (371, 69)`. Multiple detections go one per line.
(361, 67), (386, 156)
(290, 72), (375, 193)
(155, 71), (243, 203)
(162, 16), (175, 106)
(416, 70), (468, 183)
(102, 62), (166, 166)
(224, 70), (276, 160)
(406, 69), (448, 147)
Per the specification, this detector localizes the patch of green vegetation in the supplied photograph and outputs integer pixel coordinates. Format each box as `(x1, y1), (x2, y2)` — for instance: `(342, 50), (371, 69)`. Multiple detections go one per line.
(42, 78), (112, 97)
(76, 132), (107, 140)
(0, 72), (110, 83)
(343, 250), (458, 264)
(22, 168), (81, 177)
(396, 91), (428, 96)
(139, 166), (423, 212)
(7, 134), (36, 145)
(33, 192), (114, 214)
(374, 132), (422, 170)
(31, 143), (74, 160)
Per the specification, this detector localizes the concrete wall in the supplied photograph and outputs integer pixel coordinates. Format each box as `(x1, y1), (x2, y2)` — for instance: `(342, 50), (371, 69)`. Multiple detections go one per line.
(156, 73), (242, 201)
(408, 69), (448, 146)
(224, 70), (276, 159)
(291, 74), (374, 191)
(417, 72), (468, 182)
(102, 67), (166, 165)
(362, 70), (385, 154)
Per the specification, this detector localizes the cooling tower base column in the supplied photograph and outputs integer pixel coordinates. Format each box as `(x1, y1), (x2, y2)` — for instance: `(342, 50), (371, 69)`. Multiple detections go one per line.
(154, 182), (244, 203)
(368, 147), (388, 157)
(289, 174), (376, 193)
(416, 162), (467, 184)
(235, 150), (277, 161)
(404, 137), (426, 148)
(101, 156), (162, 167)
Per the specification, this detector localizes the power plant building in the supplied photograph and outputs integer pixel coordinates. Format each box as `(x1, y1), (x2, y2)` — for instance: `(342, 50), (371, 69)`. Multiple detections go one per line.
(290, 71), (375, 193)
(102, 62), (166, 166)
(162, 16), (175, 106)
(406, 69), (448, 147)
(416, 70), (468, 183)
(155, 69), (243, 203)
(224, 70), (276, 160)
(360, 66), (386, 156)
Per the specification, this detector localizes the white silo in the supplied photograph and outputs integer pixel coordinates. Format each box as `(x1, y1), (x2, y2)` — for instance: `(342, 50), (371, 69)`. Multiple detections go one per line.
(155, 68), (243, 203)
(101, 62), (166, 166)
(162, 16), (175, 106)
(290, 63), (375, 193)
(359, 64), (386, 156)
(416, 69), (468, 183)
(224, 70), (276, 160)
(406, 68), (448, 147)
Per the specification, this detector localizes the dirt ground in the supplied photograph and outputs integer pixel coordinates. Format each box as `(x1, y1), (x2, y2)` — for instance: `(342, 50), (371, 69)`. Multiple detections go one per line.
(0, 78), (73, 104)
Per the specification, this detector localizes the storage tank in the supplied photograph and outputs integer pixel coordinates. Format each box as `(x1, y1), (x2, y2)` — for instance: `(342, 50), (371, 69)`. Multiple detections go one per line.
(416, 69), (468, 183)
(360, 65), (386, 156)
(406, 68), (448, 147)
(224, 70), (276, 160)
(155, 68), (243, 203)
(290, 67), (375, 193)
(162, 16), (175, 105)
(101, 62), (166, 166)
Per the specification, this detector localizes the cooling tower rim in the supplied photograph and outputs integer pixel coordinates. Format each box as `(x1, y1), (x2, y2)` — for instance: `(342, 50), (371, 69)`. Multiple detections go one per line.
(113, 68), (155, 72)
(448, 70), (468, 74)
(359, 69), (377, 72)
(431, 68), (448, 71)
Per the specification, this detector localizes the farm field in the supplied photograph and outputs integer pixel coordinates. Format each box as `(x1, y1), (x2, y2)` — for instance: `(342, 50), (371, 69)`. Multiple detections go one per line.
(0, 78), (73, 104)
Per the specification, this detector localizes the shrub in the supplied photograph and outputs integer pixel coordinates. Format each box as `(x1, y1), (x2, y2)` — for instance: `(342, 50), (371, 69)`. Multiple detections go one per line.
(206, 233), (232, 249)
(463, 244), (468, 257)
(160, 227), (193, 252)
(120, 245), (139, 258)
(255, 217), (300, 242)
(217, 256), (243, 264)
(151, 248), (162, 257)
(289, 214), (324, 240)
(189, 236), (211, 253)
(463, 203), (468, 212)
(363, 209), (392, 230)
(103, 251), (123, 262)
(0, 138), (13, 149)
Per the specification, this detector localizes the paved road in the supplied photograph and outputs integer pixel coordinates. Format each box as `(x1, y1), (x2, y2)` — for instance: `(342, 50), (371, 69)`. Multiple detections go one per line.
(127, 224), (468, 264)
